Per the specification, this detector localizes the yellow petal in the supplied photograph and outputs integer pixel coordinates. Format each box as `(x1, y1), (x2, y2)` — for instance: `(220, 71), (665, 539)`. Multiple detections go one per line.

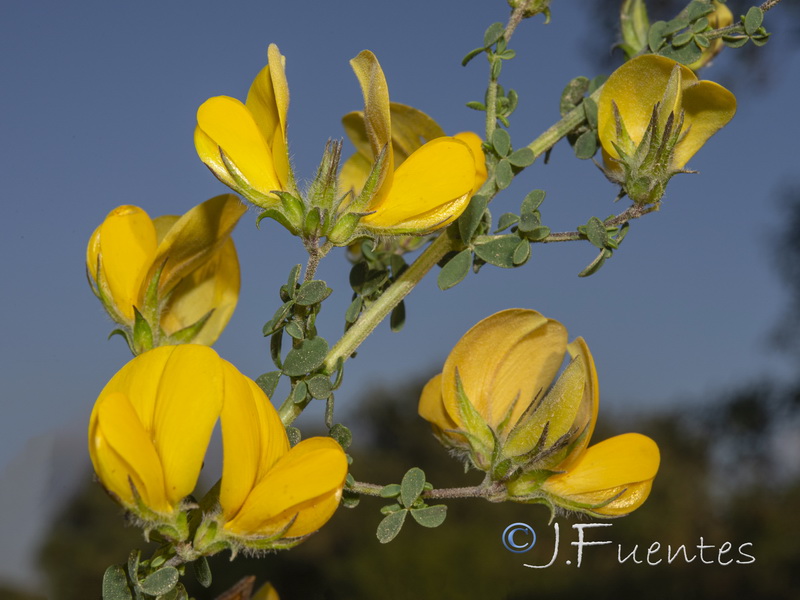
(672, 80), (736, 169)
(219, 363), (289, 523)
(150, 346), (225, 506)
(196, 96), (282, 198)
(598, 55), (696, 159)
(454, 131), (488, 192)
(442, 309), (568, 430)
(388, 103), (446, 163)
(194, 126), (236, 188)
(225, 437), (347, 538)
(152, 194), (246, 295)
(360, 137), (475, 233)
(341, 110), (372, 162)
(246, 44), (291, 188)
(90, 391), (170, 513)
(86, 224), (102, 281)
(96, 205), (157, 322)
(418, 373), (456, 431)
(544, 433), (660, 515)
(350, 50), (394, 200)
(160, 238), (240, 345)
(338, 150), (374, 199)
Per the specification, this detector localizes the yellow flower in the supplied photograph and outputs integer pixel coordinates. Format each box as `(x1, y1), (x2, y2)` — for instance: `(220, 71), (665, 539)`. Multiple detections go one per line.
(86, 194), (245, 350)
(418, 309), (659, 517)
(195, 44), (294, 208)
(340, 51), (484, 235)
(89, 345), (348, 546)
(88, 345), (227, 521)
(597, 54), (736, 204)
(218, 373), (348, 545)
(688, 1), (734, 71)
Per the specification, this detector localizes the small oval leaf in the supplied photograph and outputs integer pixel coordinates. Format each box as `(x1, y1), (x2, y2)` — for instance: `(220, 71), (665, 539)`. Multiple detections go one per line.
(377, 510), (408, 544)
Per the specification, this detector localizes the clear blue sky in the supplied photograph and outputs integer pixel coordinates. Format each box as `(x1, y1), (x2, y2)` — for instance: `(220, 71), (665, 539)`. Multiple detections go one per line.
(1, 0), (797, 590)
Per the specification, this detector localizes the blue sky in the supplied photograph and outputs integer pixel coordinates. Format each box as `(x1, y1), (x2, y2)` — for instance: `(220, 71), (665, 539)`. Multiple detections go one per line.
(1, 0), (797, 591)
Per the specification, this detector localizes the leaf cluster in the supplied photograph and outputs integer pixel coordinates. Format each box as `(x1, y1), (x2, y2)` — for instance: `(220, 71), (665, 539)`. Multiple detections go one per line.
(374, 468), (447, 544)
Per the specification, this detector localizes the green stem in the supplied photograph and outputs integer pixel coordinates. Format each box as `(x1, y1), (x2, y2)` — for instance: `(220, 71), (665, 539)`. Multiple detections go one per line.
(279, 232), (458, 425)
(526, 86), (602, 158)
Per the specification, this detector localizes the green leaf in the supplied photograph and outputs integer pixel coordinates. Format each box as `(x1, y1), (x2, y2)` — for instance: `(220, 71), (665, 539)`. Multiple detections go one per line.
(672, 31), (695, 48)
(292, 380), (308, 404)
(692, 17), (709, 33)
(588, 75), (607, 94)
(495, 159), (513, 189)
(344, 296), (363, 324)
(307, 375), (333, 399)
(648, 20), (668, 52)
(329, 423), (352, 449)
(474, 235), (521, 268)
(579, 248), (611, 277)
(282, 337), (329, 376)
(686, 0), (714, 20)
(390, 301), (406, 332)
(377, 510), (408, 544)
(583, 97), (598, 129)
(723, 34), (749, 48)
(694, 33), (710, 48)
(287, 264), (302, 292)
(521, 189), (546, 213)
(190, 557), (212, 589)
(491, 128), (511, 157)
(495, 213), (519, 232)
(102, 566), (132, 600)
(744, 6), (763, 36)
(507, 147), (535, 167)
(585, 217), (609, 249)
(458, 195), (489, 243)
(526, 226), (551, 241)
(466, 100), (486, 111)
(437, 249), (472, 291)
(461, 47), (486, 66)
(286, 426), (301, 446)
(660, 39), (702, 65)
(574, 130), (598, 160)
(380, 484), (401, 498)
(262, 300), (294, 336)
(285, 320), (304, 340)
(512, 240), (531, 266)
(255, 371), (281, 398)
(483, 22), (505, 47)
(127, 551), (140, 585)
(518, 210), (541, 234)
(400, 467), (426, 508)
(295, 280), (332, 306)
(560, 76), (589, 117)
(139, 567), (179, 596)
(410, 505), (448, 528)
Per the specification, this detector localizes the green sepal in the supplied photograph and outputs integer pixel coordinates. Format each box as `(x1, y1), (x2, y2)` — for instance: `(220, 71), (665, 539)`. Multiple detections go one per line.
(256, 207), (300, 236)
(303, 206), (322, 237)
(167, 310), (213, 344)
(328, 212), (362, 245)
(132, 307), (154, 354)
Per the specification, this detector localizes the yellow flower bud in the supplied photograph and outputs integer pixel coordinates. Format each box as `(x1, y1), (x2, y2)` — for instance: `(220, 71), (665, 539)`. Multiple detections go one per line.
(597, 55), (736, 204)
(86, 194), (245, 350)
(418, 309), (660, 517)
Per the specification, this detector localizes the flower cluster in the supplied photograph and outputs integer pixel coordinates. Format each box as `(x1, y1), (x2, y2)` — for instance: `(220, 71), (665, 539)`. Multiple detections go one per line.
(419, 309), (660, 517)
(194, 44), (485, 244)
(89, 344), (348, 551)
